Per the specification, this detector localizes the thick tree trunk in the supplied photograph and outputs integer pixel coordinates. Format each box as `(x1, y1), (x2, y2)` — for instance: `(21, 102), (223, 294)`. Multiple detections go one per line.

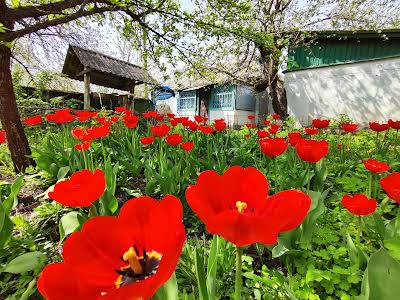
(255, 45), (288, 116)
(0, 44), (34, 172)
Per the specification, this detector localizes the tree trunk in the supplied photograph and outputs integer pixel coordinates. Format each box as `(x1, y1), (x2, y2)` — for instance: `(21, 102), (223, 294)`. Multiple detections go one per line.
(255, 45), (288, 116)
(0, 44), (34, 172)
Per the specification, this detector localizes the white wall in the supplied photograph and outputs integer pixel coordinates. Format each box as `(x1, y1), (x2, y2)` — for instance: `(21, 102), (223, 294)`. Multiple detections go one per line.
(284, 57), (400, 126)
(155, 97), (177, 115)
(209, 110), (253, 127)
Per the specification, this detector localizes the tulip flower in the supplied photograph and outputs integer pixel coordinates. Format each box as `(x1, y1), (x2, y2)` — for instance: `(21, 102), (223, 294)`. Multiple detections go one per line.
(341, 194), (377, 216)
(380, 172), (400, 204)
(37, 195), (185, 300)
(363, 159), (390, 173)
(151, 124), (170, 137)
(0, 130), (6, 144)
(23, 115), (42, 126)
(312, 119), (330, 129)
(48, 169), (105, 207)
(140, 136), (155, 146)
(340, 123), (358, 133)
(123, 115), (139, 128)
(305, 127), (318, 135)
(260, 138), (288, 158)
(296, 139), (329, 163)
(181, 141), (194, 152)
(166, 133), (183, 146)
(369, 122), (389, 132)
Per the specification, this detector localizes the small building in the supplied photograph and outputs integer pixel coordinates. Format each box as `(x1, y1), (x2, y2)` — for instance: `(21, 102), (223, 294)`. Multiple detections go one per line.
(170, 83), (267, 126)
(152, 86), (177, 115)
(62, 45), (156, 110)
(284, 29), (400, 125)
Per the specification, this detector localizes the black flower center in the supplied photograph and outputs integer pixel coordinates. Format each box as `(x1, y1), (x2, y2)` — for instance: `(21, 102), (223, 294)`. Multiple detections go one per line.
(114, 246), (162, 288)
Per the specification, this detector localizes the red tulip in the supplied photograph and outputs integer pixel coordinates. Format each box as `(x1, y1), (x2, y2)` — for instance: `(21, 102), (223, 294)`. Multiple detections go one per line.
(288, 132), (302, 146)
(75, 110), (97, 122)
(186, 166), (311, 246)
(114, 106), (127, 113)
(263, 120), (271, 126)
(363, 159), (391, 173)
(87, 125), (110, 139)
(37, 195), (185, 300)
(340, 123), (358, 133)
(123, 115), (139, 128)
(55, 108), (72, 115)
(23, 115), (42, 126)
(151, 124), (170, 137)
(45, 112), (76, 124)
(369, 122), (389, 132)
(74, 141), (91, 151)
(181, 141), (194, 152)
(194, 115), (206, 123)
(260, 138), (288, 157)
(142, 111), (158, 118)
(96, 116), (107, 124)
(271, 114), (281, 120)
(268, 124), (280, 135)
(244, 134), (251, 138)
(48, 169), (105, 207)
(257, 130), (269, 139)
(0, 130), (6, 144)
(214, 121), (227, 131)
(199, 126), (214, 134)
(312, 119), (330, 129)
(296, 139), (329, 162)
(341, 194), (377, 216)
(388, 119), (400, 130)
(167, 113), (175, 118)
(170, 119), (178, 127)
(166, 133), (183, 146)
(109, 116), (120, 123)
(185, 120), (198, 131)
(248, 115), (255, 120)
(155, 114), (165, 121)
(380, 172), (400, 204)
(245, 123), (252, 128)
(71, 128), (91, 141)
(140, 136), (155, 146)
(305, 127), (318, 135)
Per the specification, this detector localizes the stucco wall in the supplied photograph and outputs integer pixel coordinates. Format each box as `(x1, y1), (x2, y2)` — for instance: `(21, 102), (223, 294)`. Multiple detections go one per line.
(209, 110), (253, 127)
(155, 97), (177, 115)
(284, 57), (400, 126)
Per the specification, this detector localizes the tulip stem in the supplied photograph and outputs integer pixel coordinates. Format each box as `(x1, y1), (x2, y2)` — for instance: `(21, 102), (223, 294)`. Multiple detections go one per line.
(235, 247), (243, 300)
(368, 173), (373, 198)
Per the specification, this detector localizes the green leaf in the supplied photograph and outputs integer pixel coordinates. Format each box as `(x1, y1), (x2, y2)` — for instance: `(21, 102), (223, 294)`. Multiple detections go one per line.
(154, 272), (179, 300)
(206, 235), (219, 299)
(3, 252), (46, 274)
(384, 238), (400, 261)
(4, 175), (24, 214)
(0, 214), (13, 249)
(57, 166), (70, 180)
(272, 243), (289, 258)
(194, 247), (210, 300)
(385, 217), (400, 239)
(59, 211), (84, 242)
(359, 248), (400, 299)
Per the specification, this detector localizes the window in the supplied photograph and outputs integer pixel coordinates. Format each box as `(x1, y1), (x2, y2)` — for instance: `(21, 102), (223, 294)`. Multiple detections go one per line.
(212, 91), (234, 109)
(178, 91), (196, 110)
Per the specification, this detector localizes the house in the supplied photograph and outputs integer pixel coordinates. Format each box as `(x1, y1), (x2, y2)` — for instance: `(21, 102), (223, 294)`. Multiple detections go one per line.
(284, 29), (400, 125)
(168, 83), (268, 126)
(62, 45), (156, 110)
(152, 86), (177, 115)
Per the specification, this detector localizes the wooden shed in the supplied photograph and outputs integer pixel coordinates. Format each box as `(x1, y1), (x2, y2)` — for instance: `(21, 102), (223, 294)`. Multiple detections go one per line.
(62, 45), (156, 109)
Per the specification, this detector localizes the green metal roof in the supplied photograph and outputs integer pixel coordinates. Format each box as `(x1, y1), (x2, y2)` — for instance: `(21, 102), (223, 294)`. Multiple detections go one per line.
(287, 29), (400, 71)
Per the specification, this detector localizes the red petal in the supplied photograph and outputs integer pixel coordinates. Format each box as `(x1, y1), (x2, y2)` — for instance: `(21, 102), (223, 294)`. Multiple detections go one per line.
(264, 190), (311, 232)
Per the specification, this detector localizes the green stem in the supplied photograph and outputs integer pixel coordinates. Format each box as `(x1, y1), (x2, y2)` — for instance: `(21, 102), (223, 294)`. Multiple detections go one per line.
(357, 216), (362, 246)
(307, 163), (311, 192)
(235, 247), (243, 300)
(273, 157), (278, 192)
(368, 173), (373, 198)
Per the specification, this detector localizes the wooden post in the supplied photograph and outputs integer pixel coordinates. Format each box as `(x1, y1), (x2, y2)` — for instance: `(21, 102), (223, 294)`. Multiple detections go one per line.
(83, 67), (91, 110)
(130, 85), (135, 111)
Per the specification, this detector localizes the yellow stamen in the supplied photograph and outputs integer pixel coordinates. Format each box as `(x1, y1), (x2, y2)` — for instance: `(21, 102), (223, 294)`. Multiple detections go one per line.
(147, 251), (162, 260)
(123, 247), (143, 275)
(236, 201), (247, 214)
(114, 275), (123, 289)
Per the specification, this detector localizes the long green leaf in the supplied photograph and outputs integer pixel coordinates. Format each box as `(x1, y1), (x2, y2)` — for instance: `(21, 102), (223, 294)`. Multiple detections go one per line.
(206, 235), (219, 299)
(194, 247), (210, 300)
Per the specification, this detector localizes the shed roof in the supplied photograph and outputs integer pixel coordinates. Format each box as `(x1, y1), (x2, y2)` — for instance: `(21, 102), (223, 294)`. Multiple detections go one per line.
(62, 45), (156, 91)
